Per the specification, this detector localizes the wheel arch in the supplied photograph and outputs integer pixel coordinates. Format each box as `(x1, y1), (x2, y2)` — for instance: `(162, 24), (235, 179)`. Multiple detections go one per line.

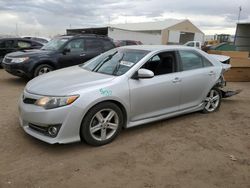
(32, 60), (56, 74)
(80, 99), (128, 131)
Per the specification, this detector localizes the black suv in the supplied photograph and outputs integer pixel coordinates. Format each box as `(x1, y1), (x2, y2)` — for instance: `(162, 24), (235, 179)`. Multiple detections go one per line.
(2, 35), (115, 78)
(0, 38), (43, 67)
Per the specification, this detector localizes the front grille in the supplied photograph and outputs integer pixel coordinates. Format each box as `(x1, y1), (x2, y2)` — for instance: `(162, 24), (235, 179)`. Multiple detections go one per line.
(23, 98), (37, 104)
(3, 57), (12, 64)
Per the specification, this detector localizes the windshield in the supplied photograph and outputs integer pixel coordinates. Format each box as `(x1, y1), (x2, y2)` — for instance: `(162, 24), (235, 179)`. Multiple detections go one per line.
(41, 38), (69, 50)
(81, 48), (149, 76)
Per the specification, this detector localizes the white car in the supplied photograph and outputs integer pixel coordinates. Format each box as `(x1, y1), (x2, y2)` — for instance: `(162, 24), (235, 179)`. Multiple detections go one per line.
(19, 45), (232, 146)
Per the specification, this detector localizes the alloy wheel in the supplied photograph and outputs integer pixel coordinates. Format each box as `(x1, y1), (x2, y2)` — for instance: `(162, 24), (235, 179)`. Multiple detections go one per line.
(38, 67), (52, 75)
(204, 89), (220, 112)
(89, 109), (119, 141)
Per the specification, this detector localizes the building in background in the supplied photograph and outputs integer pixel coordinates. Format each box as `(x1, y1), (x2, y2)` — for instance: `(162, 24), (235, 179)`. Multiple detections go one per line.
(234, 23), (250, 53)
(66, 19), (204, 45)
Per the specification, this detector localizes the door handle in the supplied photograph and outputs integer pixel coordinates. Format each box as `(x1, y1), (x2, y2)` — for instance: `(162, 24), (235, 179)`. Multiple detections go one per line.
(208, 71), (216, 76)
(80, 53), (86, 57)
(172, 77), (181, 83)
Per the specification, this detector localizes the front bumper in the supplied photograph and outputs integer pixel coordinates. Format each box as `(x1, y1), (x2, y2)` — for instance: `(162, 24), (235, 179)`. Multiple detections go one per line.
(19, 90), (84, 144)
(2, 60), (33, 78)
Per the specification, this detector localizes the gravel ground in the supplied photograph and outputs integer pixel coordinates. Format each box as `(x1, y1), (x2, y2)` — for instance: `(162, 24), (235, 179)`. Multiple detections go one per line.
(0, 69), (249, 188)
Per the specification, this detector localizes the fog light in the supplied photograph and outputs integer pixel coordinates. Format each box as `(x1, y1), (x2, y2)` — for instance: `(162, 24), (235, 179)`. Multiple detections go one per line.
(48, 126), (58, 136)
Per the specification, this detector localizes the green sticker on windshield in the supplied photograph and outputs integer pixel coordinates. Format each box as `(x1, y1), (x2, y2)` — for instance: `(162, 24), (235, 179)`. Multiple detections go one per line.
(100, 88), (112, 96)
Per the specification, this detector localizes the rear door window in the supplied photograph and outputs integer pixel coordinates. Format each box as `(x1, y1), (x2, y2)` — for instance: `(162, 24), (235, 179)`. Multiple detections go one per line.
(179, 51), (203, 71)
(102, 40), (115, 51)
(65, 39), (85, 52)
(127, 41), (136, 45)
(86, 39), (104, 52)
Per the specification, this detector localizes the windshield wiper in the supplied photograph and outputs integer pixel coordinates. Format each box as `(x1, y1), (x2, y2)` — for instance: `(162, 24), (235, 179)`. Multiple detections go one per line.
(93, 51), (118, 72)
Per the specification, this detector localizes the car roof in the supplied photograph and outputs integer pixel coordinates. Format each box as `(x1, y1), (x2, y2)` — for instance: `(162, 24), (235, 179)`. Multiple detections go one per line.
(22, 36), (51, 40)
(0, 37), (36, 41)
(0, 37), (44, 45)
(119, 45), (198, 52)
(55, 35), (112, 40)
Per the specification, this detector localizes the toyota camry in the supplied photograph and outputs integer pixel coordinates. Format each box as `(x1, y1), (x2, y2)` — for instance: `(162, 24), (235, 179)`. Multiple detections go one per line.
(19, 45), (231, 146)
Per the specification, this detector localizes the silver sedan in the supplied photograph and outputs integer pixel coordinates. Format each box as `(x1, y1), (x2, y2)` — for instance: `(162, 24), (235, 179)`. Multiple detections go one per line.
(19, 45), (230, 146)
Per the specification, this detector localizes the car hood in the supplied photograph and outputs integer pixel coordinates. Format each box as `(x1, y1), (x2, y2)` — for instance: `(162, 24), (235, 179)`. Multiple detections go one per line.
(25, 66), (116, 96)
(7, 49), (52, 58)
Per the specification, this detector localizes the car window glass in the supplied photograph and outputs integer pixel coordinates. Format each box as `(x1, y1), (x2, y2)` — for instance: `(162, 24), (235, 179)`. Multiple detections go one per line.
(120, 41), (126, 46)
(17, 41), (31, 48)
(42, 38), (68, 51)
(179, 51), (203, 71)
(32, 42), (42, 47)
(187, 42), (194, 47)
(127, 41), (136, 45)
(86, 39), (103, 51)
(142, 51), (176, 76)
(196, 42), (199, 47)
(0, 42), (4, 48)
(203, 57), (213, 67)
(102, 40), (114, 51)
(65, 39), (85, 52)
(82, 49), (149, 76)
(1, 40), (15, 48)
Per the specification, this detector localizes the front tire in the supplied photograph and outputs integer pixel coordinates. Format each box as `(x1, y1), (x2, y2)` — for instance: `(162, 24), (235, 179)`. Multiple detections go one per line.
(81, 102), (123, 146)
(34, 64), (54, 77)
(203, 87), (222, 113)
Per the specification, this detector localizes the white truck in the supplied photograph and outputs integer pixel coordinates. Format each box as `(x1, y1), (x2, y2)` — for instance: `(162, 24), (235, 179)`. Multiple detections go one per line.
(184, 41), (202, 49)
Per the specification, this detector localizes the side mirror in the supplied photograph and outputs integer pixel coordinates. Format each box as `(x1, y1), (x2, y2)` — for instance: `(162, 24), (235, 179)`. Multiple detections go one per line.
(134, 68), (154, 79)
(62, 48), (70, 54)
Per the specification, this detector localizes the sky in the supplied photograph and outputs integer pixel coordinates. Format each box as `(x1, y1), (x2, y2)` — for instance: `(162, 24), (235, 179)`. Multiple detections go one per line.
(0, 0), (249, 37)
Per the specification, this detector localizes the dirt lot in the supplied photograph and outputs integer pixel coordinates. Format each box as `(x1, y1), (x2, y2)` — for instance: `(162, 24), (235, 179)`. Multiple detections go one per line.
(0, 69), (249, 188)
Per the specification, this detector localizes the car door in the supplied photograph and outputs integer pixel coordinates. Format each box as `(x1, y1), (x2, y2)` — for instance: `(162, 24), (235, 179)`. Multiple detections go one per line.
(58, 38), (87, 68)
(129, 51), (181, 122)
(178, 50), (217, 110)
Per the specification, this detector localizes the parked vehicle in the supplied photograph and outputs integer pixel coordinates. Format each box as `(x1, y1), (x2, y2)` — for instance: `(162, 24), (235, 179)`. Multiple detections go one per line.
(22, 36), (51, 44)
(184, 41), (202, 49)
(114, 40), (142, 47)
(19, 45), (232, 146)
(2, 35), (115, 78)
(0, 38), (43, 67)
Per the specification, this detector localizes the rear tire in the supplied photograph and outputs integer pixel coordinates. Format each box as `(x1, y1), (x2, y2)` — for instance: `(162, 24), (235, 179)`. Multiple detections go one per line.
(81, 102), (123, 146)
(203, 87), (222, 113)
(34, 64), (54, 77)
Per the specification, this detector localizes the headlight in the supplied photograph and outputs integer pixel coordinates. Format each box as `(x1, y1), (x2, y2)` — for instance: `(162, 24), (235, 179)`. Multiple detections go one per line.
(11, 57), (29, 63)
(35, 95), (79, 109)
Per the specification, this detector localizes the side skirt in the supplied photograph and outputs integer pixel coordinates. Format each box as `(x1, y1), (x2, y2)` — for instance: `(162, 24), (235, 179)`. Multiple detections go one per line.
(126, 103), (204, 128)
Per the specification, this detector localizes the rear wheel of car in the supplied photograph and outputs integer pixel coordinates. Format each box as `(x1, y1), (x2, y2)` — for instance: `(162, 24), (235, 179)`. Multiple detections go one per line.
(34, 64), (54, 77)
(81, 102), (123, 146)
(203, 87), (222, 113)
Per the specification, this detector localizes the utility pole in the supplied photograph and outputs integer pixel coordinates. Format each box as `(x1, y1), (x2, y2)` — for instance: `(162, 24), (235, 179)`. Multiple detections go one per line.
(15, 23), (18, 36)
(234, 6), (242, 45)
(237, 6), (242, 23)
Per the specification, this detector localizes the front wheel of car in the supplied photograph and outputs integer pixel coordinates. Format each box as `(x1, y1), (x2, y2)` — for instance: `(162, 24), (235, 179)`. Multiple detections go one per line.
(203, 87), (222, 113)
(34, 64), (54, 77)
(81, 102), (124, 146)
